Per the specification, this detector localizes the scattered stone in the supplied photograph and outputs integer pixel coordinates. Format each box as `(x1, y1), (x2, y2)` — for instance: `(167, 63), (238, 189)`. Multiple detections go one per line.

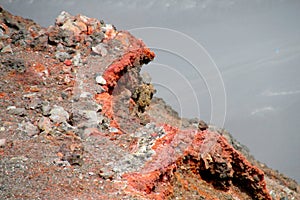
(23, 93), (36, 98)
(108, 127), (119, 133)
(79, 92), (92, 99)
(53, 158), (71, 167)
(49, 105), (69, 123)
(64, 59), (72, 66)
(20, 121), (39, 136)
(92, 43), (108, 56)
(72, 52), (82, 66)
(7, 106), (16, 110)
(7, 106), (26, 116)
(71, 109), (99, 129)
(26, 97), (42, 110)
(65, 153), (83, 166)
(1, 44), (13, 53)
(198, 120), (208, 131)
(56, 43), (65, 51)
(37, 117), (52, 134)
(95, 75), (107, 85)
(1, 58), (26, 73)
(55, 51), (71, 62)
(41, 101), (51, 116)
(99, 168), (114, 180)
(88, 172), (95, 176)
(95, 86), (106, 94)
(55, 11), (72, 26)
(0, 138), (6, 147)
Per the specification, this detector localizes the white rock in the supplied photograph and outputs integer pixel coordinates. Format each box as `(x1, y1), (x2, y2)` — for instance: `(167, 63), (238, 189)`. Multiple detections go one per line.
(6, 106), (16, 110)
(79, 92), (92, 98)
(0, 139), (6, 147)
(92, 43), (107, 56)
(109, 127), (119, 133)
(49, 105), (69, 123)
(1, 45), (13, 54)
(95, 75), (107, 85)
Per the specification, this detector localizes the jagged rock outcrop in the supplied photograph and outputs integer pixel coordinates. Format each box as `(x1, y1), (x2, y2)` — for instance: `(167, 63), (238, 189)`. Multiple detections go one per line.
(0, 7), (299, 200)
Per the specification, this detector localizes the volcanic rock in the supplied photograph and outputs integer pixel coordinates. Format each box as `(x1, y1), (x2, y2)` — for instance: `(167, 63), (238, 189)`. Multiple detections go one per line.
(0, 7), (299, 200)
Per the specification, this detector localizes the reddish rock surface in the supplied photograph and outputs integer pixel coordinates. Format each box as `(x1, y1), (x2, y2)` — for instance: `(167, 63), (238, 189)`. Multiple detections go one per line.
(0, 7), (299, 200)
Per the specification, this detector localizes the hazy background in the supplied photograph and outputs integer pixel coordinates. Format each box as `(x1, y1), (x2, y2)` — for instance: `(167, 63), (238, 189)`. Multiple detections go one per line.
(1, 0), (299, 182)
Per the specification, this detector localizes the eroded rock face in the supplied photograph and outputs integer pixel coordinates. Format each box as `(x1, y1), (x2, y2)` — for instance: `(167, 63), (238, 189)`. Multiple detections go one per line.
(0, 7), (299, 200)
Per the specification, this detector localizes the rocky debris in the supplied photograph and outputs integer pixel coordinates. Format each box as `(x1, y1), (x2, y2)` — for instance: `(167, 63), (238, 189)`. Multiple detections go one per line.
(1, 57), (26, 73)
(49, 105), (69, 124)
(0, 138), (6, 147)
(1, 44), (12, 53)
(95, 75), (107, 85)
(37, 117), (52, 134)
(0, 7), (299, 200)
(7, 106), (26, 116)
(19, 121), (39, 137)
(41, 101), (51, 116)
(92, 43), (108, 56)
(198, 119), (208, 131)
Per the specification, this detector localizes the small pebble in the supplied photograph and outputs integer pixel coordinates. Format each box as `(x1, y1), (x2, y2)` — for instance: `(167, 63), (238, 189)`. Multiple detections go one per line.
(109, 127), (119, 133)
(0, 138), (6, 147)
(88, 172), (95, 176)
(92, 43), (107, 56)
(64, 59), (72, 66)
(95, 75), (106, 85)
(1, 45), (13, 54)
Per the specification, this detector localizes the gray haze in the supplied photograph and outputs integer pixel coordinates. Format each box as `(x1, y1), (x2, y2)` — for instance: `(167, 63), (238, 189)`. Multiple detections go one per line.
(1, 0), (299, 182)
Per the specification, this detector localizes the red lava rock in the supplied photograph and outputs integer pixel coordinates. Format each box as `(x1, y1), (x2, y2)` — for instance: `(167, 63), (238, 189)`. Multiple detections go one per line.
(102, 48), (155, 93)
(0, 92), (7, 99)
(31, 62), (49, 77)
(123, 125), (272, 199)
(95, 92), (113, 118)
(64, 59), (72, 66)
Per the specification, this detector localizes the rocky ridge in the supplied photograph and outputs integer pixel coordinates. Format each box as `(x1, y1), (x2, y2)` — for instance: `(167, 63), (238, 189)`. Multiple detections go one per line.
(0, 7), (299, 199)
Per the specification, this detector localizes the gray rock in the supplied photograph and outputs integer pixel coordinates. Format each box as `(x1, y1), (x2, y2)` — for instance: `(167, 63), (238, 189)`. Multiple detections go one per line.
(72, 52), (82, 66)
(7, 106), (26, 116)
(20, 121), (39, 136)
(53, 158), (71, 167)
(49, 105), (69, 123)
(71, 109), (98, 128)
(108, 127), (119, 133)
(92, 43), (107, 56)
(41, 101), (51, 116)
(27, 97), (42, 110)
(79, 92), (92, 99)
(99, 168), (114, 180)
(55, 51), (71, 62)
(1, 44), (13, 54)
(37, 117), (52, 134)
(96, 86), (106, 94)
(95, 75), (107, 85)
(56, 43), (64, 51)
(0, 138), (6, 147)
(55, 11), (72, 26)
